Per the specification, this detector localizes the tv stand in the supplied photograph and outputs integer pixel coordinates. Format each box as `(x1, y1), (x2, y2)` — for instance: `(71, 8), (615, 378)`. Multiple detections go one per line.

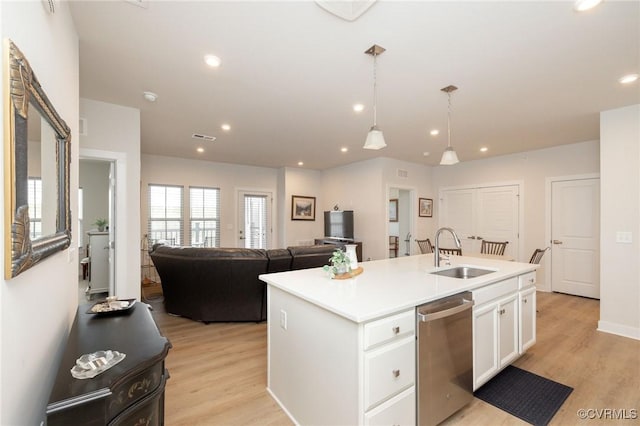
(314, 238), (363, 261)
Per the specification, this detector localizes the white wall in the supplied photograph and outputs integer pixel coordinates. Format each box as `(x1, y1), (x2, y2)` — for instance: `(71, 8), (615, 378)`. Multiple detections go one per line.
(599, 104), (640, 340)
(79, 98), (141, 299)
(432, 140), (599, 290)
(142, 154), (279, 248)
(322, 157), (434, 260)
(0, 2), (79, 424)
(79, 160), (110, 246)
(281, 167), (323, 247)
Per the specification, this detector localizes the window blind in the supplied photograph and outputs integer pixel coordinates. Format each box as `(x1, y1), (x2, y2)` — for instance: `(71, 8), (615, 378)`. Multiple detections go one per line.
(244, 194), (268, 249)
(148, 184), (184, 246)
(189, 187), (220, 247)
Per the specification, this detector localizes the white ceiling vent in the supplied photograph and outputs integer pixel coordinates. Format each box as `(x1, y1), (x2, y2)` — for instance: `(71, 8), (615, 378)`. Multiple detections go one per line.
(397, 169), (409, 178)
(192, 133), (216, 142)
(79, 118), (88, 136)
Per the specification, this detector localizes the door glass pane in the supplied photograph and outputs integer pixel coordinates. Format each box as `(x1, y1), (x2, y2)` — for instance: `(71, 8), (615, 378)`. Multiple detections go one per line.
(244, 195), (267, 249)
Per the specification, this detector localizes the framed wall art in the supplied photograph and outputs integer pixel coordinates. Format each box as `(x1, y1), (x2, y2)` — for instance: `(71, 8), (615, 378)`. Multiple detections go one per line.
(291, 195), (316, 220)
(419, 198), (433, 218)
(389, 199), (398, 222)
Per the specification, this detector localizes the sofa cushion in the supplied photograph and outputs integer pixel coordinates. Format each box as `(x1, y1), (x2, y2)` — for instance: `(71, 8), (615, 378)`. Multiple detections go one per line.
(288, 244), (339, 270)
(266, 249), (292, 273)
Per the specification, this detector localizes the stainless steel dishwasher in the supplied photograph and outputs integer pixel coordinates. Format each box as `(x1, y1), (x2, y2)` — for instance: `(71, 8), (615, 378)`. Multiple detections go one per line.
(416, 292), (474, 426)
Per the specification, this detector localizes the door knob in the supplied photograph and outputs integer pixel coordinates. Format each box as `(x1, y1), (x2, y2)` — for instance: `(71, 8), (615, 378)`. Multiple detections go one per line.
(552, 240), (563, 245)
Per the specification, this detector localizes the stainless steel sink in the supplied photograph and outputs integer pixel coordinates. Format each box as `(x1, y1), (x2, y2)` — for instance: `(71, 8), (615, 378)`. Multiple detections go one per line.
(430, 266), (496, 279)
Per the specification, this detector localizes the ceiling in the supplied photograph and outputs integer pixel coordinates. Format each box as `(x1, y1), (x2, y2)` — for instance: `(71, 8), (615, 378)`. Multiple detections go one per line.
(69, 1), (639, 170)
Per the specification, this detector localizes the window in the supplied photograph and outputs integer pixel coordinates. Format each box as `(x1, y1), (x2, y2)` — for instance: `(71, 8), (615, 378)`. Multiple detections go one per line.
(148, 184), (183, 246)
(189, 187), (220, 247)
(27, 178), (42, 239)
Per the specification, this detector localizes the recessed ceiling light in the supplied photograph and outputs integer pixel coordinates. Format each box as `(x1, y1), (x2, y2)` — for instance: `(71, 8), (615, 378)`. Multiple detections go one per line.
(423, 152), (430, 157)
(430, 129), (439, 136)
(574, 0), (603, 11)
(204, 54), (221, 68)
(480, 147), (488, 152)
(341, 147), (348, 153)
(197, 147), (204, 153)
(298, 161), (304, 166)
(221, 123), (231, 131)
(619, 73), (639, 84)
(353, 103), (365, 113)
(143, 91), (158, 102)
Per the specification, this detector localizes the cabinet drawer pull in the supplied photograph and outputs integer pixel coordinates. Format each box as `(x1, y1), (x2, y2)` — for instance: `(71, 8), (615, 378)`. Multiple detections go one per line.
(392, 326), (400, 334)
(523, 298), (528, 304)
(392, 369), (400, 378)
(529, 278), (535, 283)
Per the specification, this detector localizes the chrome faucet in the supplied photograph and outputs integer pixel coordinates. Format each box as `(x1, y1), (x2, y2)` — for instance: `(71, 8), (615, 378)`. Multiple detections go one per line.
(434, 227), (462, 267)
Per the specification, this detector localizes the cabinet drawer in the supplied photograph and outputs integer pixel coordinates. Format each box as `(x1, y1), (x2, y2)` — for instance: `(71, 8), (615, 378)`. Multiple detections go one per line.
(364, 336), (415, 411)
(364, 309), (415, 350)
(472, 277), (518, 306)
(518, 271), (536, 289)
(109, 372), (167, 426)
(107, 362), (164, 420)
(364, 386), (415, 426)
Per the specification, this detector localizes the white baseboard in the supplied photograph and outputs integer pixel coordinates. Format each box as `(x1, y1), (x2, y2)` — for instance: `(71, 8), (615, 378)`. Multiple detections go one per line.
(597, 320), (640, 340)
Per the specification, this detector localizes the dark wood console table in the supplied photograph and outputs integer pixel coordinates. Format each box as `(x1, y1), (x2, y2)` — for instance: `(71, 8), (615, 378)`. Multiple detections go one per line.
(314, 238), (363, 261)
(46, 302), (171, 426)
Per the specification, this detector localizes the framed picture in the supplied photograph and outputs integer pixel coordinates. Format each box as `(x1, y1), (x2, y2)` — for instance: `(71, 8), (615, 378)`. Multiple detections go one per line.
(419, 198), (433, 218)
(389, 199), (398, 222)
(291, 195), (316, 220)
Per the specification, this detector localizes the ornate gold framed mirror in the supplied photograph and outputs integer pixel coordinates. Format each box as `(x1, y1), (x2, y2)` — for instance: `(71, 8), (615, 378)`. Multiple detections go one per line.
(3, 39), (71, 279)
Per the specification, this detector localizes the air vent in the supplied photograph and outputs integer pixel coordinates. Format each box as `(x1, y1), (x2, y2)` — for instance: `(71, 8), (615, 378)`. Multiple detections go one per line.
(192, 133), (216, 142)
(79, 118), (88, 136)
(397, 169), (408, 178)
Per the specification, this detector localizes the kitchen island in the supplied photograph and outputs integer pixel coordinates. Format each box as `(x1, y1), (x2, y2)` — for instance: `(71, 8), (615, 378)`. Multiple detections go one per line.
(260, 254), (538, 425)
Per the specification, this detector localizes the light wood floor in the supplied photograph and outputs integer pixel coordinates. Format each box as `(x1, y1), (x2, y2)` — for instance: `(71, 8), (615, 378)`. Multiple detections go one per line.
(150, 292), (640, 425)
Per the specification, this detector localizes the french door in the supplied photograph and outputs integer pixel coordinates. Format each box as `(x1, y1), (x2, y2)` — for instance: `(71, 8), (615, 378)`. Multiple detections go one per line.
(439, 185), (520, 259)
(237, 191), (272, 249)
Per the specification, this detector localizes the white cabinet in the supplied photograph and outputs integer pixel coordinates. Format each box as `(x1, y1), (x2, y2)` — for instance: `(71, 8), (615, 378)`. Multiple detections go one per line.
(519, 271), (537, 353)
(364, 387), (415, 426)
(472, 272), (537, 390)
(86, 232), (109, 295)
(363, 310), (415, 419)
(472, 290), (518, 390)
(472, 276), (528, 390)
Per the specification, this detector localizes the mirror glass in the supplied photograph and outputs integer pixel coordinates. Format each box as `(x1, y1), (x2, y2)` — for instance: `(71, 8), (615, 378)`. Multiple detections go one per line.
(4, 39), (71, 279)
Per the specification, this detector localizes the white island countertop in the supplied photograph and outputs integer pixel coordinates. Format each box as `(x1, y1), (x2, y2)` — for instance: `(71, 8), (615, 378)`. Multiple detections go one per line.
(260, 254), (538, 323)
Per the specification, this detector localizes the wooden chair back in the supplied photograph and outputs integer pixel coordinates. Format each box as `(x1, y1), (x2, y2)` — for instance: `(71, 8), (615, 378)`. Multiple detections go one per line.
(480, 240), (509, 256)
(529, 247), (550, 264)
(438, 247), (462, 256)
(415, 238), (433, 254)
(389, 236), (399, 257)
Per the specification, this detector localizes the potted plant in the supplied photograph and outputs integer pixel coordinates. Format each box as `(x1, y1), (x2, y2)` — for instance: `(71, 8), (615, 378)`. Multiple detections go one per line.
(323, 248), (352, 278)
(94, 218), (108, 232)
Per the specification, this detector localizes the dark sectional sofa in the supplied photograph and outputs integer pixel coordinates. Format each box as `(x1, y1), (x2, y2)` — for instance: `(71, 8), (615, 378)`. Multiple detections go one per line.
(149, 243), (340, 323)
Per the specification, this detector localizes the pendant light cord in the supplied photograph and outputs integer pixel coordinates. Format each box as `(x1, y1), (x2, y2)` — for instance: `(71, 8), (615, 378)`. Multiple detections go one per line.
(447, 91), (452, 148)
(372, 53), (378, 127)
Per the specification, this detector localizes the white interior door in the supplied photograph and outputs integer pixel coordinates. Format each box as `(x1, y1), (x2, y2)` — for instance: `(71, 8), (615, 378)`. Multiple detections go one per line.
(476, 186), (520, 259)
(440, 185), (519, 257)
(238, 191), (272, 249)
(439, 188), (477, 252)
(551, 178), (600, 298)
(107, 162), (116, 295)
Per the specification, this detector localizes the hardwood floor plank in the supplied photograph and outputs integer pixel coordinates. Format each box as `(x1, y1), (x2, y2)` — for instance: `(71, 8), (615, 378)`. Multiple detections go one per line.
(150, 291), (640, 425)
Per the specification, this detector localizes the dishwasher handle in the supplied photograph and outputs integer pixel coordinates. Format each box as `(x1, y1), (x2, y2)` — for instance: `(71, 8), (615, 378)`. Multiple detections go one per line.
(417, 298), (474, 322)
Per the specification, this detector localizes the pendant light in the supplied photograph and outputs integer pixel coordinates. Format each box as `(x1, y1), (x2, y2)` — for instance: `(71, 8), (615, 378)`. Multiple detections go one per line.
(363, 44), (387, 150)
(440, 85), (460, 165)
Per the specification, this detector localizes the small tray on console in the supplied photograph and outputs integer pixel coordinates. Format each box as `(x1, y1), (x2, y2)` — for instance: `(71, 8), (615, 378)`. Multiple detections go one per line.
(87, 299), (136, 316)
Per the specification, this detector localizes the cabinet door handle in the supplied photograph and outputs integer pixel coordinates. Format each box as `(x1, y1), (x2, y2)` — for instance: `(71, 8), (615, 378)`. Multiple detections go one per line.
(529, 278), (535, 283)
(523, 298), (528, 304)
(392, 369), (400, 378)
(552, 239), (563, 245)
(392, 326), (400, 335)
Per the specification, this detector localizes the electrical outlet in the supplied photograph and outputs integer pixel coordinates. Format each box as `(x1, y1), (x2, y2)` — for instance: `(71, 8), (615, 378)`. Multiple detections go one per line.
(280, 309), (287, 330)
(616, 231), (632, 244)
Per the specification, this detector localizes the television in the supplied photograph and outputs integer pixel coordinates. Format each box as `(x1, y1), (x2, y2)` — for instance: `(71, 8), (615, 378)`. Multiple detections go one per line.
(324, 210), (354, 241)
